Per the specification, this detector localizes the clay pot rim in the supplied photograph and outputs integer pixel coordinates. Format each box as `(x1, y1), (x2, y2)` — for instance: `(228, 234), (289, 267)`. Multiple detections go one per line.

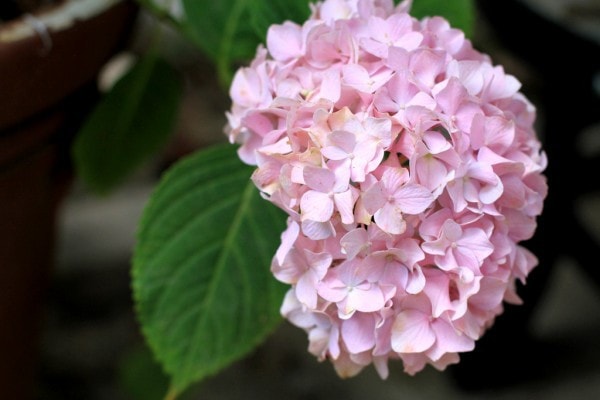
(0, 0), (123, 44)
(0, 0), (137, 134)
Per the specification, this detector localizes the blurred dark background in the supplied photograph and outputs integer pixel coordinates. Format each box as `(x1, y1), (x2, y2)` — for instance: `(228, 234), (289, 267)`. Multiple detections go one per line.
(18, 0), (600, 398)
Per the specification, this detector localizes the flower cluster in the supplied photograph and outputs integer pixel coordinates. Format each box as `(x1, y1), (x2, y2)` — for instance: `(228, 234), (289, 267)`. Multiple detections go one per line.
(226, 0), (547, 378)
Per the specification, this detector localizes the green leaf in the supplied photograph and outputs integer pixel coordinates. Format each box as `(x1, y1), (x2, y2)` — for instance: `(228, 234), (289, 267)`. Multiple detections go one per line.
(132, 143), (288, 396)
(406, 0), (475, 37)
(179, 0), (311, 88)
(249, 0), (311, 40)
(181, 0), (259, 87)
(73, 54), (183, 193)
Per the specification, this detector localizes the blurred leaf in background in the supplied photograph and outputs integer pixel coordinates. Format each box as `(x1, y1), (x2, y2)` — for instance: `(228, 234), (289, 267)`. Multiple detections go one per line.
(178, 0), (311, 86)
(73, 54), (183, 193)
(407, 0), (475, 37)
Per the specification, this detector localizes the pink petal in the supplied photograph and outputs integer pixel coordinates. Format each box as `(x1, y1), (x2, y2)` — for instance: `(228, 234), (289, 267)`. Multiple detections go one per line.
(341, 313), (376, 353)
(362, 181), (387, 214)
(423, 269), (451, 317)
(229, 67), (264, 108)
(275, 220), (299, 265)
(342, 64), (372, 92)
(301, 220), (335, 240)
(457, 228), (494, 261)
(340, 228), (369, 260)
(272, 248), (302, 284)
(301, 190), (334, 222)
(318, 68), (341, 102)
(296, 272), (319, 309)
(303, 166), (335, 192)
(447, 60), (484, 96)
(469, 277), (507, 311)
(409, 49), (445, 89)
(415, 155), (448, 191)
(318, 277), (348, 303)
(374, 203), (406, 235)
(267, 21), (303, 61)
(442, 219), (463, 242)
(391, 309), (436, 353)
(395, 184), (434, 214)
(421, 237), (447, 256)
(349, 285), (387, 313)
(334, 190), (356, 224)
(427, 319), (475, 361)
(405, 265), (426, 294)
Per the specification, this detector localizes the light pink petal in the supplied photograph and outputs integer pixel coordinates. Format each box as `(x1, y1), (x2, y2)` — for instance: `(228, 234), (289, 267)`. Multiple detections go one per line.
(469, 277), (507, 311)
(479, 177), (504, 204)
(423, 269), (451, 317)
(445, 178), (467, 212)
(341, 313), (376, 353)
(389, 239), (425, 266)
(427, 319), (475, 361)
(385, 71), (416, 107)
(397, 31), (424, 51)
(267, 22), (303, 61)
(301, 190), (334, 222)
(318, 276), (348, 303)
(322, 130), (356, 157)
(305, 250), (333, 279)
(421, 237), (447, 256)
(447, 60), (484, 96)
(441, 219), (463, 242)
(342, 64), (372, 93)
(375, 203), (406, 235)
(301, 219), (335, 240)
(229, 67), (264, 108)
(296, 272), (319, 309)
(458, 228), (494, 261)
(318, 68), (341, 102)
(340, 228), (369, 260)
(303, 166), (335, 192)
(433, 77), (466, 115)
(374, 87), (400, 113)
(405, 265), (426, 294)
(391, 310), (436, 353)
(367, 16), (390, 43)
(364, 117), (393, 146)
(362, 181), (387, 214)
(415, 155), (448, 191)
(513, 245), (538, 283)
(419, 208), (453, 239)
(275, 220), (299, 265)
(360, 37), (389, 58)
(385, 46), (410, 71)
(409, 49), (446, 89)
(373, 356), (389, 379)
(395, 184), (434, 214)
(319, 0), (353, 22)
(381, 167), (409, 191)
(408, 91), (437, 109)
(272, 248), (302, 284)
(347, 285), (386, 313)
(334, 190), (356, 224)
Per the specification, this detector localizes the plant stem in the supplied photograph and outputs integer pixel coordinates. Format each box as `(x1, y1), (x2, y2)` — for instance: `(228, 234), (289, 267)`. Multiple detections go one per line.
(164, 386), (179, 400)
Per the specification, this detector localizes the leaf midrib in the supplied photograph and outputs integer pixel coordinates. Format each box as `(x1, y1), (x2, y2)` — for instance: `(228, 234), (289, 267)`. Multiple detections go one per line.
(178, 180), (256, 387)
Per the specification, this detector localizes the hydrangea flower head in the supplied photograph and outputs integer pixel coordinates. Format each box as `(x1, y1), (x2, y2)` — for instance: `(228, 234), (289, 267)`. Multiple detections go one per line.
(226, 0), (547, 378)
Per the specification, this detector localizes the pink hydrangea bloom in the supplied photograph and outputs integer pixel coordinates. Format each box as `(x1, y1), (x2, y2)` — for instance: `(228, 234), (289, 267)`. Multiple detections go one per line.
(226, 0), (547, 378)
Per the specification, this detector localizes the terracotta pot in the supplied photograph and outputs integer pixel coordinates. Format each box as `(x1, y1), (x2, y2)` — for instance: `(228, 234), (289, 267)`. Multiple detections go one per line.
(0, 1), (137, 397)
